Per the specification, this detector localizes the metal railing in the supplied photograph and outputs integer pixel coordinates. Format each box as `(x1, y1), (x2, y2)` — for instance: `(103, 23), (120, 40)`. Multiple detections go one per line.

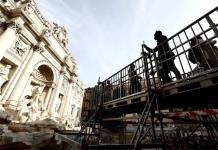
(99, 6), (218, 104)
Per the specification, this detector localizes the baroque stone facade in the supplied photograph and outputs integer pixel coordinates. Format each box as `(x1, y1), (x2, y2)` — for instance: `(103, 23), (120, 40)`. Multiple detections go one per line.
(0, 0), (84, 130)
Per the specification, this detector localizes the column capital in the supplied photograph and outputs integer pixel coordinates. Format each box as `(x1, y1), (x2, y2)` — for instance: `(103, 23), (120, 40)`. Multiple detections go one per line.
(6, 18), (24, 34)
(50, 83), (56, 88)
(60, 66), (67, 75)
(33, 42), (44, 53)
(68, 76), (75, 83)
(41, 28), (52, 38)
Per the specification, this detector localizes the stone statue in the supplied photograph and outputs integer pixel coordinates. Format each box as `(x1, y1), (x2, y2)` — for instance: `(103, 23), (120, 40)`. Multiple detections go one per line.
(31, 84), (44, 112)
(0, 64), (11, 94)
(18, 84), (46, 122)
(55, 95), (63, 113)
(21, 84), (45, 122)
(53, 23), (68, 47)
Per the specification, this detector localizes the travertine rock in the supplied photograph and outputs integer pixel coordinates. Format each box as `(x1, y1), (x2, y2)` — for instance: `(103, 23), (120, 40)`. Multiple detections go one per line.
(0, 135), (13, 145)
(0, 109), (12, 124)
(8, 123), (35, 132)
(32, 118), (60, 129)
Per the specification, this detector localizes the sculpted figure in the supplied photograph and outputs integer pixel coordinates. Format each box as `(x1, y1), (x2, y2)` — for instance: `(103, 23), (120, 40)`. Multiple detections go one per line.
(31, 84), (44, 111)
(55, 95), (63, 113)
(0, 64), (11, 94)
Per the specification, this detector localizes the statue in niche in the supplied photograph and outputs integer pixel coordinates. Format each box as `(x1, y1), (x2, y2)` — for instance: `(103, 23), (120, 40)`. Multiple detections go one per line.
(17, 95), (32, 122)
(55, 95), (63, 113)
(18, 84), (45, 122)
(0, 64), (11, 94)
(31, 84), (45, 112)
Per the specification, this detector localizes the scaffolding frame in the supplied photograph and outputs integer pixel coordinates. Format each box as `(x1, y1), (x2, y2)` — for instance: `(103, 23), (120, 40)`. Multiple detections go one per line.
(72, 6), (218, 150)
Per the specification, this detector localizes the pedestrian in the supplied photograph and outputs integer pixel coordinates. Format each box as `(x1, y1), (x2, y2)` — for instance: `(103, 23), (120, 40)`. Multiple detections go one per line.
(128, 63), (142, 94)
(143, 30), (182, 84)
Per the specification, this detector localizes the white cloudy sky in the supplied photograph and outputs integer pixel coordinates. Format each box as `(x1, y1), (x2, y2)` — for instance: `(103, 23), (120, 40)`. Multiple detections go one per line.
(36, 0), (218, 87)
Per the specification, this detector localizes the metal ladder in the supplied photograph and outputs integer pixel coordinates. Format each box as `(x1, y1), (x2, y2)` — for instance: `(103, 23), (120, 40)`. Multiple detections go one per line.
(74, 84), (102, 143)
(74, 106), (100, 142)
(130, 45), (158, 150)
(130, 92), (156, 150)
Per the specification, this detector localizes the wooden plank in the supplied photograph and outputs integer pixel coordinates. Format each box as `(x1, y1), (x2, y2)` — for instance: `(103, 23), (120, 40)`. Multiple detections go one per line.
(104, 91), (148, 109)
(162, 71), (218, 96)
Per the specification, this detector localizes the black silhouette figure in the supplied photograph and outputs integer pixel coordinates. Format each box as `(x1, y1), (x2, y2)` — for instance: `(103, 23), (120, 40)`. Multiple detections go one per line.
(188, 36), (203, 65)
(104, 80), (112, 102)
(113, 80), (125, 99)
(143, 30), (182, 84)
(189, 36), (218, 69)
(128, 64), (142, 94)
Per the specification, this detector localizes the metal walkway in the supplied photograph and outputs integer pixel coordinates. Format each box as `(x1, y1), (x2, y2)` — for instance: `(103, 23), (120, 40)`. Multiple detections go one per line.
(64, 6), (218, 150)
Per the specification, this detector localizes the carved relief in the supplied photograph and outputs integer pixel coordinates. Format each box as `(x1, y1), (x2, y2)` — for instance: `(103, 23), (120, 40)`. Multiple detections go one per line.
(12, 39), (29, 56)
(7, 20), (23, 34)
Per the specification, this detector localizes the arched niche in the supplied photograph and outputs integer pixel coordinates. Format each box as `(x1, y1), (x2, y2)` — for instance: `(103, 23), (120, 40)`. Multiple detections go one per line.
(37, 65), (54, 82)
(22, 64), (55, 110)
(30, 64), (55, 106)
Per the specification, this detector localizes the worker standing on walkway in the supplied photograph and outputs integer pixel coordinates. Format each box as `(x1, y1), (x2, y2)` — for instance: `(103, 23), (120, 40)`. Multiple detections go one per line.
(128, 63), (142, 94)
(142, 30), (182, 84)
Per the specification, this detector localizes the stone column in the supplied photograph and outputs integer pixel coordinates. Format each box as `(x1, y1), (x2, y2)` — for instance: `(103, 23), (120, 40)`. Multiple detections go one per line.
(60, 77), (74, 117)
(48, 66), (66, 114)
(44, 85), (54, 110)
(1, 46), (34, 102)
(65, 83), (76, 116)
(0, 20), (23, 60)
(6, 43), (44, 108)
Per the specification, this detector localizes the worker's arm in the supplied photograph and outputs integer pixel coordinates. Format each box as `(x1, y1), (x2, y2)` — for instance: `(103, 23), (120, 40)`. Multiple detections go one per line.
(142, 44), (152, 52)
